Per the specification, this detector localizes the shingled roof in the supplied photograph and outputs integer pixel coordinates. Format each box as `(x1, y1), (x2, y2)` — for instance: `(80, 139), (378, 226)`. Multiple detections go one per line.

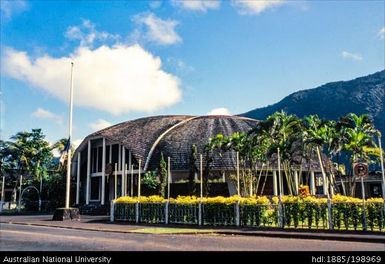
(74, 115), (322, 172)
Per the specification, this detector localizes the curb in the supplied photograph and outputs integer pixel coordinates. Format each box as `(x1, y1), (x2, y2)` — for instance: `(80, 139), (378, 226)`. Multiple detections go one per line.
(1, 221), (385, 244)
(0, 221), (216, 236)
(214, 230), (385, 244)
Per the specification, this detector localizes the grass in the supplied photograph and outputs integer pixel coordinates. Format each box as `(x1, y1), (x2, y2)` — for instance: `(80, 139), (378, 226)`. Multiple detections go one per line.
(129, 227), (214, 234)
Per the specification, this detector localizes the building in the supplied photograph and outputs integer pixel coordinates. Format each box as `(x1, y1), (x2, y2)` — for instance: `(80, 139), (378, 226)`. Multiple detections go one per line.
(72, 115), (326, 208)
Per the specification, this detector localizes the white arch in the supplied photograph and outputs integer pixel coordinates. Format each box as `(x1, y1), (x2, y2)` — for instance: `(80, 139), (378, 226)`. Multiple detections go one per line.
(143, 116), (201, 171)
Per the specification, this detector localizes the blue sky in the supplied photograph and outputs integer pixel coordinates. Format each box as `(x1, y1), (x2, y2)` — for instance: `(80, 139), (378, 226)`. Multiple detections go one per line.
(1, 0), (384, 147)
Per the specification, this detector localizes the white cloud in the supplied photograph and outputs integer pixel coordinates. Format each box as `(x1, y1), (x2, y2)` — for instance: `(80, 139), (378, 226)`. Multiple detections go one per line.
(149, 1), (162, 9)
(0, 0), (27, 20)
(207, 107), (231, 116)
(32, 108), (63, 124)
(65, 19), (120, 47)
(89, 119), (112, 132)
(134, 13), (182, 45)
(232, 0), (286, 15)
(378, 27), (385, 39)
(2, 44), (182, 115)
(341, 51), (363, 61)
(172, 0), (220, 12)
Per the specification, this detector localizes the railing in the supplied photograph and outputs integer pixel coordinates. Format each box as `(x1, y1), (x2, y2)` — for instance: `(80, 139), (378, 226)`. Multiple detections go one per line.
(112, 200), (385, 232)
(169, 203), (199, 224)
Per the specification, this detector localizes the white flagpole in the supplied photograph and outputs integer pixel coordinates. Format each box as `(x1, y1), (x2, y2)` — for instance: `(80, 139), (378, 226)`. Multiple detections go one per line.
(65, 61), (74, 209)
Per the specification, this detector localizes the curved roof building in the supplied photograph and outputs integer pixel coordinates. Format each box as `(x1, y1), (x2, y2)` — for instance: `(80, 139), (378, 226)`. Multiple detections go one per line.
(75, 115), (259, 172)
(73, 115), (323, 207)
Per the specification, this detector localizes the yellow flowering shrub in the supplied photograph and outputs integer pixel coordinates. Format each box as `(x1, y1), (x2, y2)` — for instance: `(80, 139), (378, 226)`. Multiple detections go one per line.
(302, 196), (327, 204)
(114, 196), (137, 204)
(240, 196), (270, 205)
(366, 197), (384, 203)
(114, 195), (166, 204)
(332, 194), (362, 203)
(169, 196), (199, 204)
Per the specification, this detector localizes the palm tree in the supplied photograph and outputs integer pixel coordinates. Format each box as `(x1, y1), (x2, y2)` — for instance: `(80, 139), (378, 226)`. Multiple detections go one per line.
(255, 111), (303, 195)
(337, 113), (378, 196)
(302, 115), (340, 196)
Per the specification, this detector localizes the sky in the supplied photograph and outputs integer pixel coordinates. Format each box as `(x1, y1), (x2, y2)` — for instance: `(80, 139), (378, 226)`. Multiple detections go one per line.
(1, 0), (384, 148)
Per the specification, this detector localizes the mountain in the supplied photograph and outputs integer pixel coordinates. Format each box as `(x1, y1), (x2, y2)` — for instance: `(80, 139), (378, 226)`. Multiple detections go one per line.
(241, 70), (385, 143)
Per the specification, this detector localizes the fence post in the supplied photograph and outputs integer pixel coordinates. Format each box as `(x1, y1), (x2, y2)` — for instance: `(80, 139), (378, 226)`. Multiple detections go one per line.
(135, 202), (139, 224)
(198, 202), (202, 226)
(110, 200), (114, 222)
(165, 201), (169, 224)
(327, 198), (333, 230)
(235, 201), (240, 227)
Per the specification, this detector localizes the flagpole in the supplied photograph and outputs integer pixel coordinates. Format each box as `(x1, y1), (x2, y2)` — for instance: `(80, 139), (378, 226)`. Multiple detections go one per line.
(65, 61), (74, 209)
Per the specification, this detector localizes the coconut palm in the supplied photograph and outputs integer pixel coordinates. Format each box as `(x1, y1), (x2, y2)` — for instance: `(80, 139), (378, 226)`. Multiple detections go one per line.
(337, 113), (378, 196)
(254, 111), (303, 195)
(302, 115), (341, 196)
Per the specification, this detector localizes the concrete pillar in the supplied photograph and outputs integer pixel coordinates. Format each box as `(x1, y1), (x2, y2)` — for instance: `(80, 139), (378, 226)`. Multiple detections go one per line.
(124, 164), (128, 196)
(76, 152), (80, 204)
(128, 151), (132, 171)
(114, 163), (117, 199)
(310, 171), (316, 195)
(323, 173), (328, 196)
(130, 164), (134, 197)
(109, 144), (112, 163)
(294, 170), (299, 195)
(138, 160), (142, 199)
(121, 146), (125, 197)
(118, 144), (121, 171)
(86, 140), (91, 205)
(273, 170), (278, 196)
(101, 138), (106, 205)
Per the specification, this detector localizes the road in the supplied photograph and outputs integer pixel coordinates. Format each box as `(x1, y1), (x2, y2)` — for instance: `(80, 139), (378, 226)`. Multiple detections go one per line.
(1, 223), (384, 251)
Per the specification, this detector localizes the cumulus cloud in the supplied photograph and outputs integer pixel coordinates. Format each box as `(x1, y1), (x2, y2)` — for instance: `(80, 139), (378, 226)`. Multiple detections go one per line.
(378, 27), (385, 39)
(65, 19), (120, 47)
(172, 0), (220, 12)
(0, 0), (27, 20)
(341, 51), (363, 61)
(2, 44), (182, 115)
(232, 0), (286, 15)
(89, 119), (112, 131)
(32, 108), (63, 124)
(133, 13), (182, 45)
(207, 107), (231, 116)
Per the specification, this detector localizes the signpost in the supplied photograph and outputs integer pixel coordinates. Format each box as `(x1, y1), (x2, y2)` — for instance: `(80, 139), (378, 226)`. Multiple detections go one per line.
(354, 162), (368, 230)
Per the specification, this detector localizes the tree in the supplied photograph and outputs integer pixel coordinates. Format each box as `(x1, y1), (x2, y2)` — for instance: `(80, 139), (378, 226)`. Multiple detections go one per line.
(1, 129), (53, 183)
(302, 115), (338, 196)
(337, 113), (378, 196)
(260, 111), (303, 195)
(0, 129), (56, 207)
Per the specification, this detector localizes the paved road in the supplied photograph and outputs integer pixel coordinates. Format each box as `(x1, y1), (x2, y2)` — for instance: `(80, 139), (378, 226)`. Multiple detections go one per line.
(1, 223), (384, 251)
